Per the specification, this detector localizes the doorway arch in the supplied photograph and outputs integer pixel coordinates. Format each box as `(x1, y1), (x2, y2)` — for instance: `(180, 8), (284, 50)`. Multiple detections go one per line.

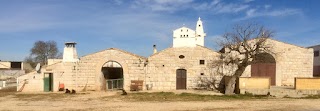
(101, 61), (123, 90)
(251, 53), (276, 85)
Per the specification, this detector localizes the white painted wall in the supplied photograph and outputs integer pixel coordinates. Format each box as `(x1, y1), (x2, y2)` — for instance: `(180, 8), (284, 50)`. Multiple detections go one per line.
(63, 43), (79, 62)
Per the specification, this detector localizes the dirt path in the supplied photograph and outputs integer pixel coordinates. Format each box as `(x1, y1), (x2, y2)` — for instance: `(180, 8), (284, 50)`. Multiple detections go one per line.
(1, 92), (320, 111)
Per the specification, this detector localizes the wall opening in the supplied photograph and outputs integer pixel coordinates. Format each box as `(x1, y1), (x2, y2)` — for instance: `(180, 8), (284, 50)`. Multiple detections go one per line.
(101, 61), (123, 90)
(251, 53), (276, 85)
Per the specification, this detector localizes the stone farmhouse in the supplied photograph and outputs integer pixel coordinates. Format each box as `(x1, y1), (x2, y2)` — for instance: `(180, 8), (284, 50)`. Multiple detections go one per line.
(17, 18), (314, 92)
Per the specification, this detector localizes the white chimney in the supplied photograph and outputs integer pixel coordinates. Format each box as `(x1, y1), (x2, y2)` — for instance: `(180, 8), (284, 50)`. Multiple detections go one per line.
(63, 42), (79, 62)
(153, 45), (157, 54)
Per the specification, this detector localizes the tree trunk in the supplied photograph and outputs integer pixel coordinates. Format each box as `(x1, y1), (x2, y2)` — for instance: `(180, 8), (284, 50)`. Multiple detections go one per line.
(225, 65), (247, 95)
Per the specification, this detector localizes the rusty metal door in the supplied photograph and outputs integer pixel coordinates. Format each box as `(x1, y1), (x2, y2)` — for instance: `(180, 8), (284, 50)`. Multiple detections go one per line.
(176, 69), (187, 89)
(251, 63), (276, 85)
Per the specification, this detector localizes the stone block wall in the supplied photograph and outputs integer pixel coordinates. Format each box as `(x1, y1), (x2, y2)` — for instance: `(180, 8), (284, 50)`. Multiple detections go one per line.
(147, 46), (220, 90)
(295, 77), (320, 90)
(242, 39), (313, 86)
(238, 77), (270, 89)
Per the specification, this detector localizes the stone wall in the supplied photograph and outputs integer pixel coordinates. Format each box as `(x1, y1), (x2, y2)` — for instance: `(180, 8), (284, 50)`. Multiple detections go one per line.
(242, 39), (314, 86)
(238, 77), (270, 89)
(17, 38), (314, 92)
(147, 46), (220, 90)
(295, 77), (320, 90)
(17, 48), (147, 92)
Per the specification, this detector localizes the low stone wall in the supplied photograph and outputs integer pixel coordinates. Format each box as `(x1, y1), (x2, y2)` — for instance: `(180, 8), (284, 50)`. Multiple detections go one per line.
(238, 77), (271, 89)
(295, 77), (320, 90)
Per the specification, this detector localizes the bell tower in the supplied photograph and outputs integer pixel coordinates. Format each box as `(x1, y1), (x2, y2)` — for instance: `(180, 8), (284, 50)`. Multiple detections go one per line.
(195, 17), (206, 46)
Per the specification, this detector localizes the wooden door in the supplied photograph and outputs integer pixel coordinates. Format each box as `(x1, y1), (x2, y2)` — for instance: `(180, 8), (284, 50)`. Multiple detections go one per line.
(251, 63), (276, 85)
(176, 69), (187, 89)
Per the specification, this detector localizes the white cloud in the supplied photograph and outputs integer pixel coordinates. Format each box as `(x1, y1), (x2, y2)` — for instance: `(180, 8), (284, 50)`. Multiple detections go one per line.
(264, 5), (271, 9)
(193, 0), (250, 14)
(236, 8), (302, 21)
(244, 0), (255, 3)
(246, 9), (256, 16)
(131, 0), (194, 12)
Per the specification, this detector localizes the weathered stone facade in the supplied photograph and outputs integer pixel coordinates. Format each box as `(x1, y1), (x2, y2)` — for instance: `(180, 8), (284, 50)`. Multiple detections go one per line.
(18, 48), (146, 92)
(242, 39), (314, 86)
(17, 39), (314, 92)
(308, 45), (320, 76)
(16, 18), (314, 92)
(146, 46), (220, 90)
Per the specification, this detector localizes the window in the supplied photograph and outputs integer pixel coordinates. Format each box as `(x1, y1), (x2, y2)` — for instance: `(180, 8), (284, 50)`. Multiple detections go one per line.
(187, 35), (188, 37)
(11, 62), (22, 69)
(200, 73), (204, 75)
(199, 25), (201, 27)
(181, 29), (183, 32)
(200, 60), (205, 65)
(179, 55), (185, 59)
(315, 50), (320, 57)
(180, 35), (182, 37)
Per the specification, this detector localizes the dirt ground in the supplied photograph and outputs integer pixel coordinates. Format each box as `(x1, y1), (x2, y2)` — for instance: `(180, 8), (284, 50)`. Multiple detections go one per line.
(1, 89), (320, 111)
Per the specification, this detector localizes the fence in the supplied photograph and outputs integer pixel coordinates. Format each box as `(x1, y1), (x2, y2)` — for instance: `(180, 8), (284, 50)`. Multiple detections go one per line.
(106, 79), (123, 90)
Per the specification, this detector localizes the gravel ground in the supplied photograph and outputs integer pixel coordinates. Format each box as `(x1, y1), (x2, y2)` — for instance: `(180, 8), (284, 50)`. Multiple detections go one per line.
(1, 91), (320, 111)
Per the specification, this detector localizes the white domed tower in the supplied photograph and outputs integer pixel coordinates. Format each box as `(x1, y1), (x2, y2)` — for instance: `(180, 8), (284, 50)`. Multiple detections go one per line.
(172, 17), (206, 47)
(195, 17), (206, 46)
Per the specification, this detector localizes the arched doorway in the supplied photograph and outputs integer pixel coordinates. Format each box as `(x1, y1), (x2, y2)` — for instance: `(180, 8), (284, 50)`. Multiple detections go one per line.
(101, 61), (123, 90)
(251, 53), (276, 85)
(176, 69), (187, 90)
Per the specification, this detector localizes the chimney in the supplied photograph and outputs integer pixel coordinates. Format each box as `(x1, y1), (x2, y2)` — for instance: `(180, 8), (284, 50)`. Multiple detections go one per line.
(153, 45), (157, 54)
(63, 42), (79, 62)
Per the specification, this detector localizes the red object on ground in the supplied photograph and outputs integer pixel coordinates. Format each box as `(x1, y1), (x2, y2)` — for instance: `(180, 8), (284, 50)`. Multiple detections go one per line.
(59, 83), (65, 91)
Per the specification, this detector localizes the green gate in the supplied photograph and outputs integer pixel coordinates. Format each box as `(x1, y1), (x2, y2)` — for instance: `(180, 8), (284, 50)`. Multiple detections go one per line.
(106, 79), (123, 90)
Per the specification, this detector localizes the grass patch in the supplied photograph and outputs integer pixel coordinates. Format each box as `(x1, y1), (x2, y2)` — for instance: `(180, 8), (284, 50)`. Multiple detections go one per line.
(13, 93), (76, 101)
(104, 92), (269, 101)
(298, 95), (320, 99)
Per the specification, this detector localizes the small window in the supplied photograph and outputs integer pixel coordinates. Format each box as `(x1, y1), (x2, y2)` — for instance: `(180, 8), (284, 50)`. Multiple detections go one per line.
(180, 35), (182, 37)
(198, 35), (201, 37)
(187, 35), (188, 37)
(200, 73), (204, 75)
(184, 35), (185, 37)
(179, 55), (185, 59)
(181, 29), (183, 32)
(200, 60), (205, 65)
(187, 29), (188, 32)
(198, 25), (201, 27)
(315, 51), (320, 57)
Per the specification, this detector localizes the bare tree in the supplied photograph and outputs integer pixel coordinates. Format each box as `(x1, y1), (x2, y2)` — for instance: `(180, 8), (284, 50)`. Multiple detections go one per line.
(25, 40), (59, 66)
(217, 23), (274, 95)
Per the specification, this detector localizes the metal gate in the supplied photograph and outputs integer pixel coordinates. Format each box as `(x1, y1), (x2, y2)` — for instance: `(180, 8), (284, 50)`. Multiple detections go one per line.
(176, 69), (187, 90)
(106, 79), (123, 90)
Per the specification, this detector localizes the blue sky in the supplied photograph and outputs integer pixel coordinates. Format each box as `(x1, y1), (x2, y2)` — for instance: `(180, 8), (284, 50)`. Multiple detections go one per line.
(1, 0), (320, 61)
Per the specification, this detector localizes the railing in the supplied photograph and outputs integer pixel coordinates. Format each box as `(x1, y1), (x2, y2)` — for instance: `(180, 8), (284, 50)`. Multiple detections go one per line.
(106, 79), (123, 90)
